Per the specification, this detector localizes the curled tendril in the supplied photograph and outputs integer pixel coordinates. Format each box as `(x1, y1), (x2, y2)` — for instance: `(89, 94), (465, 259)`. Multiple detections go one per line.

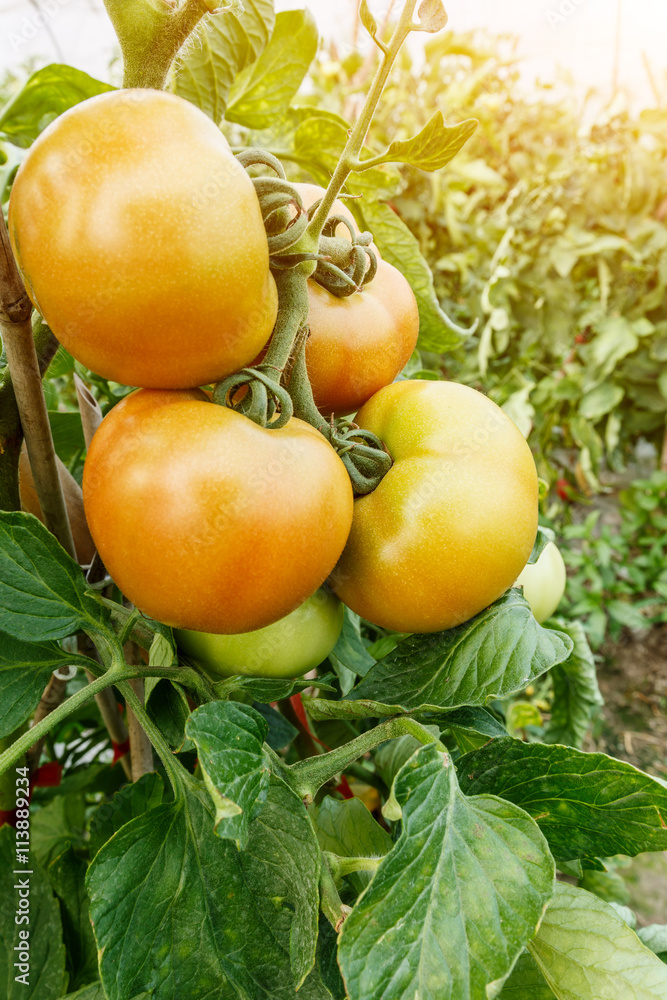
(332, 422), (393, 496)
(313, 237), (378, 297)
(212, 367), (294, 429)
(235, 148), (286, 178)
(250, 177), (309, 255)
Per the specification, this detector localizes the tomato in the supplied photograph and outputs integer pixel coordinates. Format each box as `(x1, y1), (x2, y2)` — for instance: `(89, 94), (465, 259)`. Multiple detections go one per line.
(515, 541), (566, 624)
(305, 259), (419, 417)
(9, 90), (277, 389)
(293, 182), (357, 236)
(331, 380), (539, 633)
(291, 186), (418, 416)
(82, 389), (354, 633)
(175, 589), (343, 678)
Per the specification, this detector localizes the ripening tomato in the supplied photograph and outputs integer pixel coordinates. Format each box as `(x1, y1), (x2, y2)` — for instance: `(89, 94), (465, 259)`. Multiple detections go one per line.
(515, 541), (566, 623)
(331, 380), (539, 633)
(305, 258), (419, 416)
(293, 182), (357, 237)
(9, 90), (277, 389)
(175, 589), (343, 678)
(82, 389), (354, 633)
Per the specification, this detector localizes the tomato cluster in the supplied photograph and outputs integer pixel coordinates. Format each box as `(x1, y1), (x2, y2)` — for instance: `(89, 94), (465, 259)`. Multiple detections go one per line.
(10, 89), (544, 678)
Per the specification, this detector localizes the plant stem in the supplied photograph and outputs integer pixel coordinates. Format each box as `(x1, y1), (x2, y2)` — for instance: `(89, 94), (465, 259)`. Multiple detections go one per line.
(0, 665), (198, 777)
(320, 856), (353, 932)
(324, 852), (382, 882)
(103, 0), (211, 90)
(286, 716), (442, 802)
(119, 681), (185, 791)
(0, 217), (75, 554)
(304, 0), (418, 245)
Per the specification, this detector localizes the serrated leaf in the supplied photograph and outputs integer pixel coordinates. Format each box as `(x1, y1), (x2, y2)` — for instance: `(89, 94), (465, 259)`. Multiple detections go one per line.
(226, 10), (318, 128)
(0, 632), (91, 740)
(88, 772), (164, 860)
(356, 199), (469, 352)
(372, 112), (477, 171)
(214, 673), (334, 703)
(87, 778), (322, 998)
(352, 590), (573, 711)
(457, 739), (667, 861)
(543, 620), (603, 748)
(0, 512), (107, 641)
(528, 883), (667, 999)
(0, 825), (67, 999)
(186, 701), (271, 849)
(0, 64), (113, 148)
(338, 743), (555, 1000)
(174, 0), (275, 124)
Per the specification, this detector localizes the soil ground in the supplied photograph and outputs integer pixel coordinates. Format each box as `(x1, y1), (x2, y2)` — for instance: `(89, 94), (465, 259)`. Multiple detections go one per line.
(585, 625), (667, 924)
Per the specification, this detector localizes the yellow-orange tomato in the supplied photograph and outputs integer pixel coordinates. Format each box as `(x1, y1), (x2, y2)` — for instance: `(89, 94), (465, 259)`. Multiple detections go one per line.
(293, 182), (357, 236)
(9, 90), (277, 389)
(305, 259), (419, 416)
(331, 380), (539, 633)
(82, 389), (354, 633)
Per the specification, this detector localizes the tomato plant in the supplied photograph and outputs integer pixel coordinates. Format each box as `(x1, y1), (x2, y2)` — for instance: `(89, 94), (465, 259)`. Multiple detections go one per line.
(175, 589), (344, 678)
(82, 387), (354, 633)
(333, 379), (539, 632)
(8, 89), (278, 389)
(515, 540), (567, 624)
(0, 3), (665, 1000)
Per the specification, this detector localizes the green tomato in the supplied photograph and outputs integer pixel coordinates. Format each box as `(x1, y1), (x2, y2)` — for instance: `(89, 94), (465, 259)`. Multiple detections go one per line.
(174, 589), (344, 679)
(515, 541), (566, 624)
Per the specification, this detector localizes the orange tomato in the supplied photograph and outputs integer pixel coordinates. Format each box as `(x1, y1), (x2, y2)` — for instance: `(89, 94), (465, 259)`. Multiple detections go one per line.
(83, 389), (354, 633)
(9, 90), (277, 389)
(332, 380), (539, 633)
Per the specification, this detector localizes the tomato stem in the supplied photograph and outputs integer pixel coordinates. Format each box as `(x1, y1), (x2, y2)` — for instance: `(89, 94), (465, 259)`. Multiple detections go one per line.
(286, 716), (444, 803)
(319, 856), (353, 932)
(323, 852), (382, 883)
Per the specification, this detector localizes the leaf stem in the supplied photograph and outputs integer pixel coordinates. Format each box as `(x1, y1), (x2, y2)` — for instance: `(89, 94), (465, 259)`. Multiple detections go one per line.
(324, 852), (382, 883)
(119, 680), (187, 792)
(303, 0), (419, 245)
(286, 716), (443, 802)
(320, 855), (353, 933)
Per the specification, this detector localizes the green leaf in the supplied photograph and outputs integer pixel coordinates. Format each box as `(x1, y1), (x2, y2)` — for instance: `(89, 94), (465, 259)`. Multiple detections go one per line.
(457, 739), (667, 861)
(88, 772), (164, 859)
(543, 620), (603, 748)
(528, 525), (556, 564)
(48, 411), (85, 466)
(0, 825), (67, 999)
(331, 608), (376, 678)
(0, 632), (91, 740)
(352, 590), (573, 711)
(213, 673), (334, 703)
(48, 847), (98, 991)
(58, 986), (109, 1000)
(252, 702), (298, 751)
(0, 65), (114, 148)
(499, 951), (555, 999)
(579, 383), (625, 421)
(0, 512), (107, 642)
(310, 797), (393, 893)
(185, 701), (271, 849)
(338, 743), (555, 1000)
(359, 0), (378, 39)
(638, 925), (667, 964)
(415, 0), (449, 32)
(145, 678), (192, 751)
(357, 198), (467, 352)
(87, 778), (322, 998)
(174, 1), (275, 124)
(226, 10), (318, 129)
(31, 794), (86, 868)
(373, 725), (442, 789)
(528, 883), (667, 999)
(372, 112), (477, 171)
